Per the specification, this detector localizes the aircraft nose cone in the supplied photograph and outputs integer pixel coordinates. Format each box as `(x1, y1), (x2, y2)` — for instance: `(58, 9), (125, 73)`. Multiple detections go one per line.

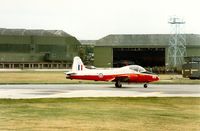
(156, 76), (160, 81)
(152, 75), (159, 81)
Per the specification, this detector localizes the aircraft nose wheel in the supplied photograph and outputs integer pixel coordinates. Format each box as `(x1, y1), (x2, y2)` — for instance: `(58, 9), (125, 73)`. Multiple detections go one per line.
(115, 81), (122, 88)
(144, 83), (148, 88)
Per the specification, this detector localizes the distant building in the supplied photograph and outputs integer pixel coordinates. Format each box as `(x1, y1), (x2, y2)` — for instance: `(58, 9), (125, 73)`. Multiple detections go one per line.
(79, 40), (96, 46)
(94, 34), (200, 70)
(0, 28), (80, 69)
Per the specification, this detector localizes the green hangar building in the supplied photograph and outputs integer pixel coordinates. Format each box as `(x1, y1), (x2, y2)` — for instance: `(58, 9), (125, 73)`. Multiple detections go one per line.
(0, 28), (80, 69)
(94, 34), (200, 69)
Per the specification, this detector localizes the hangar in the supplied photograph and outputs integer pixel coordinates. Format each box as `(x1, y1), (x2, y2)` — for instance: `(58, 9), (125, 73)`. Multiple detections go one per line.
(0, 28), (80, 69)
(94, 34), (200, 70)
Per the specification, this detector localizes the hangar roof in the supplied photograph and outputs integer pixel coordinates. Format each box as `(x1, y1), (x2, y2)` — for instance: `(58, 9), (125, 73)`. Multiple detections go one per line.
(96, 34), (200, 47)
(0, 28), (72, 37)
(80, 40), (96, 46)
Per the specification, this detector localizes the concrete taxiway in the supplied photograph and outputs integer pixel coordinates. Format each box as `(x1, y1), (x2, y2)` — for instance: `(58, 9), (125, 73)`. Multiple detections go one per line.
(0, 84), (199, 99)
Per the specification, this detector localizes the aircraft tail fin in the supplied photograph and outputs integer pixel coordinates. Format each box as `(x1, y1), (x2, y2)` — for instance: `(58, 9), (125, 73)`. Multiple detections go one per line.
(72, 56), (86, 72)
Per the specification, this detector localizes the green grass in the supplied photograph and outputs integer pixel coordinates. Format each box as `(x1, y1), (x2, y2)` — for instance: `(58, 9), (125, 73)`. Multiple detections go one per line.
(0, 71), (200, 84)
(0, 71), (106, 84)
(0, 97), (199, 130)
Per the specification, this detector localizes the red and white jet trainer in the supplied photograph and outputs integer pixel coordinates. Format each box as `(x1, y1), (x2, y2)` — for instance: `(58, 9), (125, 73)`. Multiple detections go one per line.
(65, 56), (159, 88)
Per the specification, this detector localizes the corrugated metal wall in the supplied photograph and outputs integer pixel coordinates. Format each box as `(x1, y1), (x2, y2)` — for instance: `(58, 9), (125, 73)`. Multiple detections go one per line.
(0, 35), (80, 63)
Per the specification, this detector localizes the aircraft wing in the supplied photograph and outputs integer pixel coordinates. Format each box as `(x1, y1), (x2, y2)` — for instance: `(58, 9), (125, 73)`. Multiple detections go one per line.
(109, 75), (130, 82)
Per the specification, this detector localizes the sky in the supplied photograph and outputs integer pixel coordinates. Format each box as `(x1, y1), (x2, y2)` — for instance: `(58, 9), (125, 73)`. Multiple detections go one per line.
(0, 0), (199, 40)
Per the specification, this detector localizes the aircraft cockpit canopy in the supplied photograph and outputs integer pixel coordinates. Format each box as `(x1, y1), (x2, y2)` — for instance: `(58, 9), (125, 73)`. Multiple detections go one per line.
(129, 65), (146, 73)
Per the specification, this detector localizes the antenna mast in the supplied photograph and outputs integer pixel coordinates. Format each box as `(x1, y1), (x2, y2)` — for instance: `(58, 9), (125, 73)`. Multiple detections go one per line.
(168, 16), (186, 69)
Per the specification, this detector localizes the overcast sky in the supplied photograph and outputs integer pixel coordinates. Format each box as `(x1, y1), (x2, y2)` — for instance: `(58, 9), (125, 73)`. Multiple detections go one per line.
(0, 0), (199, 40)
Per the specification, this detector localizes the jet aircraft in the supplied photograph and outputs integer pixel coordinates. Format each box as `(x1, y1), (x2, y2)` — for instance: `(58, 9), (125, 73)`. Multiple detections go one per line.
(65, 56), (159, 88)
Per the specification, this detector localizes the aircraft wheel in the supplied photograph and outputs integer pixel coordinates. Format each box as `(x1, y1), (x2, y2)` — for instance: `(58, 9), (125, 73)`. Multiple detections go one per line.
(115, 81), (122, 88)
(144, 83), (148, 88)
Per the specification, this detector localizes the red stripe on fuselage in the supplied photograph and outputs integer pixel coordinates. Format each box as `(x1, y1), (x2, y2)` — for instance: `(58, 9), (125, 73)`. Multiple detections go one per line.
(67, 73), (159, 83)
(69, 75), (115, 81)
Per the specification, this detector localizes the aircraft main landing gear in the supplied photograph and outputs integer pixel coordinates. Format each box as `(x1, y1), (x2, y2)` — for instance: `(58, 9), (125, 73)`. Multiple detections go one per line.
(115, 80), (122, 88)
(144, 83), (148, 88)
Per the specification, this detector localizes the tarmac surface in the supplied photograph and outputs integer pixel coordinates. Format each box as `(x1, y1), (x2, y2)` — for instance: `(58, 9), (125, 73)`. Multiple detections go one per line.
(0, 84), (199, 99)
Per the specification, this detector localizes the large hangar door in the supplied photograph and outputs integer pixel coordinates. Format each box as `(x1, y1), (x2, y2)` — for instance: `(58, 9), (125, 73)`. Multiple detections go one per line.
(113, 48), (165, 67)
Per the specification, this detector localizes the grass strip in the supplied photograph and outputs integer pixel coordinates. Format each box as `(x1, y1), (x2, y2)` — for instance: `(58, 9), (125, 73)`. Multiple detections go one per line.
(0, 97), (199, 130)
